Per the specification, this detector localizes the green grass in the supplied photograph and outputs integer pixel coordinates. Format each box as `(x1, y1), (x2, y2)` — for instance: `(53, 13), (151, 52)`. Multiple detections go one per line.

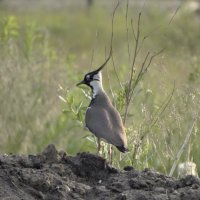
(0, 3), (200, 176)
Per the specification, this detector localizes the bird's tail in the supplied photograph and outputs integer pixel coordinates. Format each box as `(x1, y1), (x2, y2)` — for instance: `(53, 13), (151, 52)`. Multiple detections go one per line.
(116, 145), (129, 153)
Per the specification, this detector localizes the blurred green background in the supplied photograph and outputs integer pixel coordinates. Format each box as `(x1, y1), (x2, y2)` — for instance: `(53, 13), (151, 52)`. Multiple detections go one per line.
(0, 0), (200, 176)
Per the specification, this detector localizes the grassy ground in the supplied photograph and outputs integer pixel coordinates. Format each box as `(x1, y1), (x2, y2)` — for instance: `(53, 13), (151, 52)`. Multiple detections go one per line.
(0, 2), (200, 176)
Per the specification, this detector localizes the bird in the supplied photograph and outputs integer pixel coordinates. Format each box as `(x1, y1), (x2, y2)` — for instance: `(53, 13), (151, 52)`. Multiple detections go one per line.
(76, 58), (128, 156)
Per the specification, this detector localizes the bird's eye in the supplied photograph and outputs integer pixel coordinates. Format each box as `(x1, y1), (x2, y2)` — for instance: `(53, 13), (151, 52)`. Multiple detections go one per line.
(86, 75), (90, 80)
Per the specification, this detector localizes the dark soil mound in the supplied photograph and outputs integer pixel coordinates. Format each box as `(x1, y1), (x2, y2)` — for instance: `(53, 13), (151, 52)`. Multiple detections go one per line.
(0, 144), (200, 200)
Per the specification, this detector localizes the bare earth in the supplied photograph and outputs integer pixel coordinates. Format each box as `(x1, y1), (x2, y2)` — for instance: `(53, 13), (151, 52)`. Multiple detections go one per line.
(0, 144), (200, 200)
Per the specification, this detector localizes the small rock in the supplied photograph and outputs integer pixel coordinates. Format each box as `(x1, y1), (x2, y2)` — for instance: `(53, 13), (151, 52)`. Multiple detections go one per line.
(74, 182), (92, 195)
(115, 193), (127, 200)
(107, 182), (124, 193)
(98, 180), (102, 184)
(154, 187), (166, 193)
(64, 185), (71, 192)
(182, 175), (200, 186)
(70, 192), (81, 199)
(123, 166), (134, 171)
(129, 178), (148, 189)
(29, 155), (43, 169)
(172, 190), (179, 195)
(97, 185), (109, 192)
(192, 184), (200, 189)
(108, 167), (119, 174)
(41, 144), (58, 163)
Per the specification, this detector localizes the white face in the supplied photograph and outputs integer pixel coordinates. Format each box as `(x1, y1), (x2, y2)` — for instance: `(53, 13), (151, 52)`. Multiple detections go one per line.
(93, 72), (102, 82)
(89, 72), (102, 85)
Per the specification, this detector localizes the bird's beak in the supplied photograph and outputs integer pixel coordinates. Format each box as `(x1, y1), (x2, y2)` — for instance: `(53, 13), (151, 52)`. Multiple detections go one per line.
(76, 80), (85, 87)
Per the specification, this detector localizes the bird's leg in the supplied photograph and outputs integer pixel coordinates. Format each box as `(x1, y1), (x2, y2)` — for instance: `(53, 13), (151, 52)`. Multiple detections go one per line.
(108, 145), (113, 165)
(96, 138), (101, 155)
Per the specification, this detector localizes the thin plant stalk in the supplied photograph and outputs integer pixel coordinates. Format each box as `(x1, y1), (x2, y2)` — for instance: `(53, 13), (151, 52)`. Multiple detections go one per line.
(169, 118), (197, 177)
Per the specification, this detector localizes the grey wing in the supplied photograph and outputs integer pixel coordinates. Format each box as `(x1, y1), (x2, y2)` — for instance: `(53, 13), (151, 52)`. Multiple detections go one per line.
(108, 107), (127, 146)
(109, 107), (125, 133)
(85, 107), (125, 146)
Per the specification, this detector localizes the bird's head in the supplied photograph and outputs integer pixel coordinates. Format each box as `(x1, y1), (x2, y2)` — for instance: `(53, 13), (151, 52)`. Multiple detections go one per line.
(76, 52), (112, 93)
(76, 63), (104, 88)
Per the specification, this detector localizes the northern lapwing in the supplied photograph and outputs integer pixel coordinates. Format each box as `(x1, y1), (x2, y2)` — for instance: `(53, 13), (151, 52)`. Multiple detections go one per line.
(77, 58), (128, 157)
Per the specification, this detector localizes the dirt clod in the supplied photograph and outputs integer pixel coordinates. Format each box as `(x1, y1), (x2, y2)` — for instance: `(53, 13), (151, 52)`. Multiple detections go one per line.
(0, 144), (200, 200)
